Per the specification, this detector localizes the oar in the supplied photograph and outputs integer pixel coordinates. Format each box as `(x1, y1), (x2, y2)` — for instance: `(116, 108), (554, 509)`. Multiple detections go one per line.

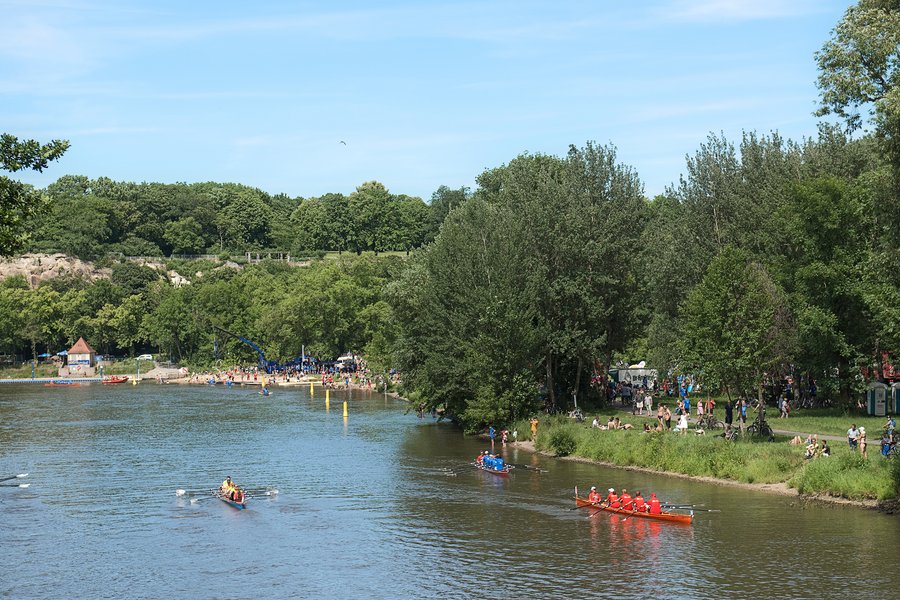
(662, 503), (705, 508)
(0, 483), (30, 488)
(0, 473), (28, 483)
(665, 506), (720, 513)
(570, 500), (606, 510)
(508, 463), (547, 473)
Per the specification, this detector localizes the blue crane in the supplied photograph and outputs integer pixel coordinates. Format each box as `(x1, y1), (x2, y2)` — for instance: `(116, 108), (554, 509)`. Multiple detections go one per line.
(212, 326), (278, 373)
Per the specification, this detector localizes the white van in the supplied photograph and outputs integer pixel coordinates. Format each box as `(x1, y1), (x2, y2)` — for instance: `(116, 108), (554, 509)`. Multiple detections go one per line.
(137, 354), (154, 361)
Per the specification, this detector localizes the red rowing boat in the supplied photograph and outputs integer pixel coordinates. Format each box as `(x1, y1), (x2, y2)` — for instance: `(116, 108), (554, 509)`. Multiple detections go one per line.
(102, 376), (130, 384)
(574, 495), (693, 524)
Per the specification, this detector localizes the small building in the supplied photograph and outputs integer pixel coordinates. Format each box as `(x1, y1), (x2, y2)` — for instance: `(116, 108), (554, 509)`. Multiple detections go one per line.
(60, 337), (97, 377)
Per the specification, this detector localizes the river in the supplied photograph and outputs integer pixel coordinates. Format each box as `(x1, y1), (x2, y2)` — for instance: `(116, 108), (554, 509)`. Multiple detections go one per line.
(1, 383), (898, 599)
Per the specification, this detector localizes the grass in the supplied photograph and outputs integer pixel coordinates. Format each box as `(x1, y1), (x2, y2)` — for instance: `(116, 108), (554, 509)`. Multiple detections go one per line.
(519, 415), (899, 501)
(0, 363), (59, 379)
(767, 408), (891, 437)
(790, 448), (899, 501)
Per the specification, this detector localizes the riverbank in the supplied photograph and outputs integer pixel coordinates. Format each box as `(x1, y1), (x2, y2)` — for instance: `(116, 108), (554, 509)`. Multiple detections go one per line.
(512, 439), (884, 509)
(504, 418), (899, 510)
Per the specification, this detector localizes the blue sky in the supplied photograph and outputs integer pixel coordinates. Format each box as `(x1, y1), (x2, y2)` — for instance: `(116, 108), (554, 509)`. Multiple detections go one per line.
(1, 0), (850, 201)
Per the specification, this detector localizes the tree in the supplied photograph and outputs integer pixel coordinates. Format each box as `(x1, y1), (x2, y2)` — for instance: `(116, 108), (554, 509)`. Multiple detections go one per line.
(389, 143), (646, 429)
(164, 217), (206, 255)
(679, 247), (796, 399)
(0, 133), (69, 255)
(816, 1), (900, 134)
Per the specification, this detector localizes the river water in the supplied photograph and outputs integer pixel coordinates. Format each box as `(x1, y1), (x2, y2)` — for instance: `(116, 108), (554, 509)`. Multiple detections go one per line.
(1, 383), (898, 599)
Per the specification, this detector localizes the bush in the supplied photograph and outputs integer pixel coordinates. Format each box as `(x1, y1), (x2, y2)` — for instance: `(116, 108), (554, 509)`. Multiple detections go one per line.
(548, 426), (578, 456)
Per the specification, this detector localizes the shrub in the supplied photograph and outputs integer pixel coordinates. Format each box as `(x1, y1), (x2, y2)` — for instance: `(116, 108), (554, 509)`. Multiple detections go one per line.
(548, 427), (578, 456)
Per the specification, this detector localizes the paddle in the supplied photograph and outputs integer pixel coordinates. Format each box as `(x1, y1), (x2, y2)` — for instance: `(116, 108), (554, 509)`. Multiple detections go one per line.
(0, 473), (28, 483)
(665, 506), (720, 513)
(508, 463), (547, 473)
(0, 483), (30, 488)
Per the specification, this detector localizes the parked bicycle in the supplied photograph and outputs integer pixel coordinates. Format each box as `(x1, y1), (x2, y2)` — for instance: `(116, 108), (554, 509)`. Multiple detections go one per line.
(697, 412), (724, 431)
(745, 407), (775, 441)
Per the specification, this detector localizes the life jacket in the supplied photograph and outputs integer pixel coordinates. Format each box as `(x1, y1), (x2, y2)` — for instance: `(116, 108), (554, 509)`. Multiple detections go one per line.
(607, 493), (620, 508)
(476, 455), (484, 464)
(648, 498), (662, 514)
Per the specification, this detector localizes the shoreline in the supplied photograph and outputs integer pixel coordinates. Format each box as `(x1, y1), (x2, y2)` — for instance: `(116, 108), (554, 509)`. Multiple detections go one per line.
(511, 439), (889, 511)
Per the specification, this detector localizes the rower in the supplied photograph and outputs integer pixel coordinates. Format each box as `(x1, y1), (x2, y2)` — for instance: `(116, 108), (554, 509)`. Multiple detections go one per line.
(588, 486), (602, 504)
(648, 492), (662, 514)
(222, 475), (233, 492)
(606, 488), (620, 508)
(620, 488), (633, 510)
(476, 451), (485, 465)
(494, 455), (505, 470)
(633, 491), (646, 512)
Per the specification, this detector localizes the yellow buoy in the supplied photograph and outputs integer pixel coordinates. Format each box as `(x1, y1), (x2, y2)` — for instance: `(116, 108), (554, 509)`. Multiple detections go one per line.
(309, 381), (314, 396)
(343, 401), (348, 417)
(326, 389), (330, 402)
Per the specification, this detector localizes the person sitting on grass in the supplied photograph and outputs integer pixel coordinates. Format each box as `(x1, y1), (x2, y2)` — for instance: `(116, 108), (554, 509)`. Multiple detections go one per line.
(820, 440), (831, 457)
(607, 416), (617, 430)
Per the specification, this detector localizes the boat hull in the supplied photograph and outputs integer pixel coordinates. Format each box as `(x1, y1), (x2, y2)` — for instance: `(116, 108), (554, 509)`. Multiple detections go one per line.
(575, 496), (692, 524)
(473, 462), (510, 476)
(102, 376), (129, 384)
(216, 489), (247, 510)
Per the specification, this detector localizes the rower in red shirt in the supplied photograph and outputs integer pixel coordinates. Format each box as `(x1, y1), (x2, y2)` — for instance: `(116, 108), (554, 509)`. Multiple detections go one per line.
(619, 488), (633, 510)
(633, 491), (646, 512)
(606, 488), (620, 508)
(587, 486), (602, 504)
(648, 492), (662, 514)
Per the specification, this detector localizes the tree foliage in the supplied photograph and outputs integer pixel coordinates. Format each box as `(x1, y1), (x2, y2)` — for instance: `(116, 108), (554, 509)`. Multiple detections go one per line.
(0, 134), (69, 255)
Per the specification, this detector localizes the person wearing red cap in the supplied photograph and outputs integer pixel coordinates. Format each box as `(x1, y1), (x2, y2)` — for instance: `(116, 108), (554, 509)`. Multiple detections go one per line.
(587, 486), (602, 504)
(648, 492), (662, 514)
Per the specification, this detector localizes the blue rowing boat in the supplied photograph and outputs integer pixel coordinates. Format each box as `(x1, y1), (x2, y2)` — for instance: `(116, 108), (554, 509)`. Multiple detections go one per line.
(216, 487), (247, 510)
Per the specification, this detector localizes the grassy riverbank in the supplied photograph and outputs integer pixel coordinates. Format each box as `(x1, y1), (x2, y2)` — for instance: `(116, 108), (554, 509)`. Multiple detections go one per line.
(514, 416), (899, 502)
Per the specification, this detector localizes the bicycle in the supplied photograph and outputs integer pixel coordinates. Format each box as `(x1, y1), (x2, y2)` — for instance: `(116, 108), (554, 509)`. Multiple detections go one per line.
(746, 411), (775, 441)
(697, 413), (724, 431)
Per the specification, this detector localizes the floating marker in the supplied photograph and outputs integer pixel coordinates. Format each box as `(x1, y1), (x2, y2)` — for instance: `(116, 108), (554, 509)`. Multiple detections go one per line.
(343, 401), (348, 417)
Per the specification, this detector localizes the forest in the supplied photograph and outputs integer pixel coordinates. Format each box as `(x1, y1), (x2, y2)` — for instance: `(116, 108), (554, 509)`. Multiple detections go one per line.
(0, 1), (897, 430)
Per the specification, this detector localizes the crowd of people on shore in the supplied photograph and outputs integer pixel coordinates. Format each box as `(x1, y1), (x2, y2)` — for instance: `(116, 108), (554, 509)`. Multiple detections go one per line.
(179, 356), (402, 392)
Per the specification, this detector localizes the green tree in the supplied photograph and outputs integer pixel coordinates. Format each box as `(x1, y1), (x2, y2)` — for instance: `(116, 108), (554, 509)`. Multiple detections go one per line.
(679, 247), (796, 399)
(815, 0), (900, 135)
(164, 217), (206, 255)
(0, 133), (69, 255)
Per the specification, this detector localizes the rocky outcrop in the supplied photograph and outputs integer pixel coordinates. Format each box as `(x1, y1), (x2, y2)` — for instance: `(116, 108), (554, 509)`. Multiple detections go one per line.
(0, 254), (111, 288)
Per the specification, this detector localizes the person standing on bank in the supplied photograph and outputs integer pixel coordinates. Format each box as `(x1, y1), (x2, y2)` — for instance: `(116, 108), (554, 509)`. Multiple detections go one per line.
(859, 426), (867, 459)
(724, 400), (734, 431)
(848, 423), (859, 450)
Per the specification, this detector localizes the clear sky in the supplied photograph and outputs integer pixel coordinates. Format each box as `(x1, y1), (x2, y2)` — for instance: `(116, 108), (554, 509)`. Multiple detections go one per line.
(1, 0), (850, 201)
